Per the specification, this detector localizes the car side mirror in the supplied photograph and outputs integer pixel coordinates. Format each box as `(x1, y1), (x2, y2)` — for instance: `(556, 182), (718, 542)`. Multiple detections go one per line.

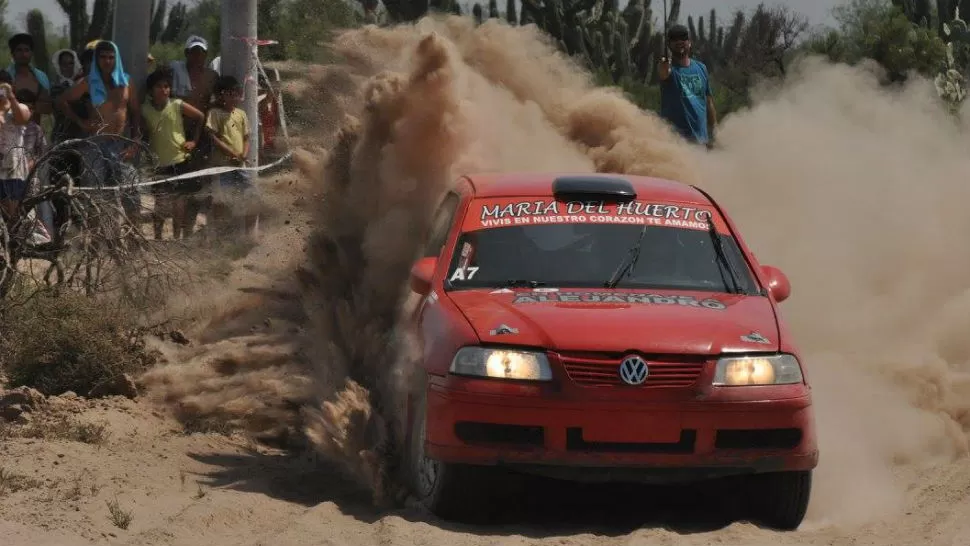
(761, 265), (791, 303)
(410, 257), (437, 296)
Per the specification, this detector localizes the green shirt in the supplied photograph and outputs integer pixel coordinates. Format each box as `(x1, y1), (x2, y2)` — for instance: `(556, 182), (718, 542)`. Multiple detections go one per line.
(206, 106), (249, 167)
(143, 98), (188, 168)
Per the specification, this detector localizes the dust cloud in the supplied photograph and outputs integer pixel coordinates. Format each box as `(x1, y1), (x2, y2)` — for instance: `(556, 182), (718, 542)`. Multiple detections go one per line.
(694, 57), (970, 525)
(142, 13), (970, 528)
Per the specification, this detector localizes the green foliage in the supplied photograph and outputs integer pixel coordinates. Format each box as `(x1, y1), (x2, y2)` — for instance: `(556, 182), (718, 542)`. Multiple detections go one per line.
(0, 292), (158, 397)
(170, 0), (362, 63)
(869, 8), (946, 80)
(55, 0), (113, 50)
(181, 0), (221, 51)
(150, 0), (167, 44)
(807, 0), (948, 81)
(149, 41), (186, 65)
(278, 0), (360, 62)
(159, 2), (188, 44)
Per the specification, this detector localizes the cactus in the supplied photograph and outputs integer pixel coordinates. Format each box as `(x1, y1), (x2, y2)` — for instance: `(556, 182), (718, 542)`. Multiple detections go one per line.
(26, 10), (49, 73)
(469, 1), (506, 24)
(488, 0), (500, 18)
(892, 0), (932, 26)
(159, 3), (187, 44)
(518, 0), (663, 82)
(937, 5), (970, 105)
(86, 0), (113, 42)
(150, 0), (167, 44)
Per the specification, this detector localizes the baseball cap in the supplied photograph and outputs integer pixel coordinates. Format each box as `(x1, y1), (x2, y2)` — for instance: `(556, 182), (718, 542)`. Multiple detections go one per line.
(667, 24), (689, 41)
(185, 35), (208, 51)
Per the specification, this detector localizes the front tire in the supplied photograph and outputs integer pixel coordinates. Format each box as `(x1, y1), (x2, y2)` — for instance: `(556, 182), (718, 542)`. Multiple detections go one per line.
(405, 380), (493, 522)
(749, 470), (812, 530)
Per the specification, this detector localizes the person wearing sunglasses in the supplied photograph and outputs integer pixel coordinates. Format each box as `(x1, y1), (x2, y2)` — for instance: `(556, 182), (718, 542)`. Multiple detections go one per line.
(658, 24), (718, 150)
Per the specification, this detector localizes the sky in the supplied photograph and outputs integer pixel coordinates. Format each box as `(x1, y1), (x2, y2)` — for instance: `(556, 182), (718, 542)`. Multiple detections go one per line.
(681, 0), (840, 28)
(5, 0), (841, 35)
(7, 0), (66, 31)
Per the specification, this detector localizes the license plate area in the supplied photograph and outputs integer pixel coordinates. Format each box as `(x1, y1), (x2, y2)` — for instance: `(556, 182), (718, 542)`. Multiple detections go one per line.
(579, 413), (682, 444)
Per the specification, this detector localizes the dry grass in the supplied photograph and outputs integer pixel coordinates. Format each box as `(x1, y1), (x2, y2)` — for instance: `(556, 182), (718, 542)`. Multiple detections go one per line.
(63, 469), (102, 501)
(0, 290), (160, 397)
(0, 415), (110, 446)
(106, 497), (133, 529)
(0, 467), (43, 496)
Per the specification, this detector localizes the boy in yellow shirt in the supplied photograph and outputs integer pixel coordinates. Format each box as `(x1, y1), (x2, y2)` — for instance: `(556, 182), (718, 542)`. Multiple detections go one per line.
(205, 75), (256, 237)
(140, 67), (205, 239)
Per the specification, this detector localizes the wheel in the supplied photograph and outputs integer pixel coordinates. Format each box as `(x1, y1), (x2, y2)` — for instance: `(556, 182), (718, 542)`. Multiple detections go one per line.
(749, 470), (812, 530)
(405, 376), (493, 522)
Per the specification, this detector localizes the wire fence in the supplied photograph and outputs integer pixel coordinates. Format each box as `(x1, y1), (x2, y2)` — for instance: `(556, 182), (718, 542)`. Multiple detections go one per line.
(0, 131), (290, 308)
(1, 41), (296, 308)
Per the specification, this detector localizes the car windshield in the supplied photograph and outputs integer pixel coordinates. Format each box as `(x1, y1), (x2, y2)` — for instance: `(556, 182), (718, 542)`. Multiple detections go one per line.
(445, 197), (760, 295)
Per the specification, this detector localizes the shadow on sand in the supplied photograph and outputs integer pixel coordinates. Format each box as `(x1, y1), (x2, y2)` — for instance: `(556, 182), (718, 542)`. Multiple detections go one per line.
(189, 446), (764, 539)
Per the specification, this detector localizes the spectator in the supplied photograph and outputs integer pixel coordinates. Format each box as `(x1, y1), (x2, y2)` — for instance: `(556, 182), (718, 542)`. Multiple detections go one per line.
(170, 35), (219, 228)
(56, 40), (142, 217)
(49, 48), (86, 144)
(205, 75), (256, 237)
(6, 33), (51, 124)
(57, 41), (140, 139)
(51, 48), (81, 87)
(141, 67), (206, 240)
(0, 73), (33, 223)
(16, 88), (48, 178)
(658, 24), (718, 149)
(15, 87), (53, 238)
(171, 35), (218, 112)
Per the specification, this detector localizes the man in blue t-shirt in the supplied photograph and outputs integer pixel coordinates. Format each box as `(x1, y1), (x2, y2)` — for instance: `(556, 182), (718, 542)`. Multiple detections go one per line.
(659, 24), (718, 148)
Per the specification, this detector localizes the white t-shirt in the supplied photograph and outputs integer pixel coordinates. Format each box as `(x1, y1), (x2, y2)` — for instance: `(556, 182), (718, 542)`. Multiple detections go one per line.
(0, 107), (29, 180)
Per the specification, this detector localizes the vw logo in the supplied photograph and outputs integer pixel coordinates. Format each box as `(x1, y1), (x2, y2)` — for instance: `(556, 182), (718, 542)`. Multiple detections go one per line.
(619, 355), (649, 386)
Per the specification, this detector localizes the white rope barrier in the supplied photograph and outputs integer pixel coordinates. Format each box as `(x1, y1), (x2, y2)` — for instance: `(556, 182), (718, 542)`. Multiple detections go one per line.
(72, 151), (293, 191)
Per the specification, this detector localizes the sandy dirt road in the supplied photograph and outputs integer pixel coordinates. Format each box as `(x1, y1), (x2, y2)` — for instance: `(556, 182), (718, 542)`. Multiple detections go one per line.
(2, 202), (968, 546)
(2, 387), (970, 546)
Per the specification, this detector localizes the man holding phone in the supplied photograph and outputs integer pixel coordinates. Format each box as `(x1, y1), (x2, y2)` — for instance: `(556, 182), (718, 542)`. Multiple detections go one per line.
(658, 24), (717, 149)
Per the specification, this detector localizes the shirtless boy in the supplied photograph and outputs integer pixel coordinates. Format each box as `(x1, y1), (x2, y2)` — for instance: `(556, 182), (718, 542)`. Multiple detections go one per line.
(56, 41), (142, 214)
(6, 33), (51, 123)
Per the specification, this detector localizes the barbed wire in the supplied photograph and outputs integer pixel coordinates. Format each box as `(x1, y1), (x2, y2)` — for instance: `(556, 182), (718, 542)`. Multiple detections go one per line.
(1, 42), (296, 307)
(0, 133), (237, 309)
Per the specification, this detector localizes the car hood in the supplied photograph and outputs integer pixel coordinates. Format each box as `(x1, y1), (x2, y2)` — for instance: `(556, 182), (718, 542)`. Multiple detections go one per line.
(446, 288), (780, 355)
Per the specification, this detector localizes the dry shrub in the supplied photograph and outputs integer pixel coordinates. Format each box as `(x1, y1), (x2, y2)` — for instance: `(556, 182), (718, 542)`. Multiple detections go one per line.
(0, 291), (159, 396)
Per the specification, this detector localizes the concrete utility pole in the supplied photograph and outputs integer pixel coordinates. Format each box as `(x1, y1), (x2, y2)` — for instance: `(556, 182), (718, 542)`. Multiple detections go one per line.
(220, 0), (260, 168)
(112, 0), (152, 105)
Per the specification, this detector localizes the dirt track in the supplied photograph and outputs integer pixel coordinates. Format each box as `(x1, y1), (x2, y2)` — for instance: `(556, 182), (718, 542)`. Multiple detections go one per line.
(3, 356), (970, 546)
(2, 193), (968, 546)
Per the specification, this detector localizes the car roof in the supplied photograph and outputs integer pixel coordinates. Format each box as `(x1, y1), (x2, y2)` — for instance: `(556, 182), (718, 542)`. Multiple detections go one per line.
(460, 172), (713, 205)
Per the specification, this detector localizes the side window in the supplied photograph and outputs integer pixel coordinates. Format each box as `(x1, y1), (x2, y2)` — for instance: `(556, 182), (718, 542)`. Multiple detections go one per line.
(423, 192), (461, 258)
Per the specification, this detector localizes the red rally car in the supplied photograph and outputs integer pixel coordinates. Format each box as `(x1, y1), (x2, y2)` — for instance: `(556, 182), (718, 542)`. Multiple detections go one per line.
(404, 173), (818, 530)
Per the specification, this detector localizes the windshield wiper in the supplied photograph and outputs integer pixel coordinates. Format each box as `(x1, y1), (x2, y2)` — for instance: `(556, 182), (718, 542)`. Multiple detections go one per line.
(605, 224), (648, 289)
(707, 216), (741, 294)
(502, 280), (546, 288)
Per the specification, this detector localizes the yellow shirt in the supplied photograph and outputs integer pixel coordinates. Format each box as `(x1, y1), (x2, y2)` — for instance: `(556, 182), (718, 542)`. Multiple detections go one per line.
(206, 106), (249, 167)
(142, 98), (188, 167)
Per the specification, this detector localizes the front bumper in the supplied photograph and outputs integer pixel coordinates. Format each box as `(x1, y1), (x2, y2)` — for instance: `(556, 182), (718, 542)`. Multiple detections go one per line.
(425, 375), (818, 483)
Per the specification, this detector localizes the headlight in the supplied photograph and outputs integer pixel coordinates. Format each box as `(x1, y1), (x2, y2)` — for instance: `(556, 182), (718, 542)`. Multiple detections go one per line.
(712, 354), (803, 386)
(449, 347), (553, 381)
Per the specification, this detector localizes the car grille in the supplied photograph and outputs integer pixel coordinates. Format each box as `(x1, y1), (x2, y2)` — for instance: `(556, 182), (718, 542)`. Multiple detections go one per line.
(557, 352), (705, 388)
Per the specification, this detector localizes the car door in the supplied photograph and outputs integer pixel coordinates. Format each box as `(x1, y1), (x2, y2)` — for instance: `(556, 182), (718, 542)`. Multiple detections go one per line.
(411, 190), (462, 323)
